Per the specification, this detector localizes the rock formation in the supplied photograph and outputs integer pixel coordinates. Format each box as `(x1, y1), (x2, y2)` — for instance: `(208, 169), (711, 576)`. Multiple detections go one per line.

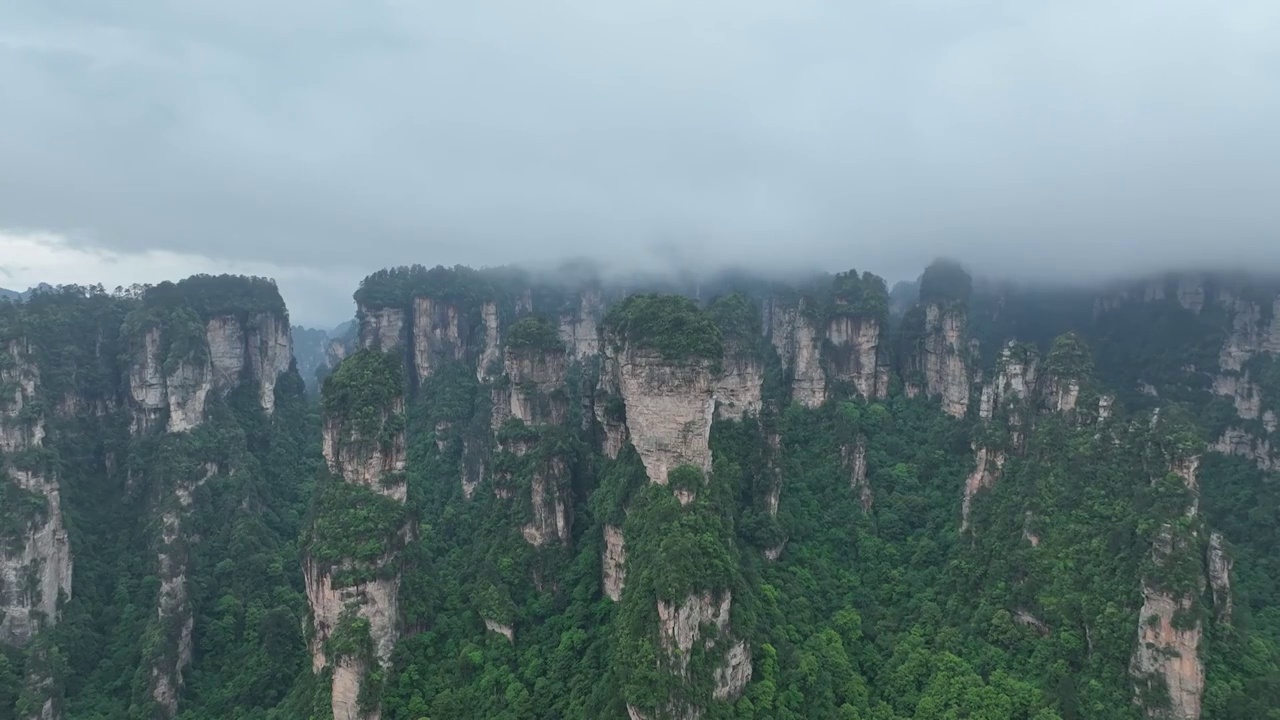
(307, 372), (408, 720)
(711, 348), (763, 421)
(613, 347), (715, 487)
(558, 288), (604, 359)
(358, 306), (406, 352)
(915, 303), (970, 419)
(413, 296), (469, 383)
(602, 525), (626, 602)
(1207, 532), (1233, 623)
(0, 340), (72, 648)
(1130, 454), (1204, 720)
(149, 463), (218, 717)
(627, 590), (751, 720)
(825, 313), (884, 400)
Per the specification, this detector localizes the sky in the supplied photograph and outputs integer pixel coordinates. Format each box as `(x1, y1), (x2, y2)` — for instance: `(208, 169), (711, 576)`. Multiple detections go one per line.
(2, 1), (1280, 326)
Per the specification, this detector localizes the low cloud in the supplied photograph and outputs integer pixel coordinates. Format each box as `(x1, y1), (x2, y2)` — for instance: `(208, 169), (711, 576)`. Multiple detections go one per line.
(2, 1), (1279, 324)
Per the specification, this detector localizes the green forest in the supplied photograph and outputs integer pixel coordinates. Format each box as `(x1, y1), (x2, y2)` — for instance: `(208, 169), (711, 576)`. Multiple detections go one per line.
(2, 264), (1279, 720)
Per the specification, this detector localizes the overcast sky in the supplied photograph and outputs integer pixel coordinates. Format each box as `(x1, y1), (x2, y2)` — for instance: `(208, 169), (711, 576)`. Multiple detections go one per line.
(2, 1), (1280, 326)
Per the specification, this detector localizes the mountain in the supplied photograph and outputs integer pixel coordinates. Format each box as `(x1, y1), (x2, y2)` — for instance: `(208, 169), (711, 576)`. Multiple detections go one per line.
(0, 287), (18, 302)
(3, 262), (1280, 720)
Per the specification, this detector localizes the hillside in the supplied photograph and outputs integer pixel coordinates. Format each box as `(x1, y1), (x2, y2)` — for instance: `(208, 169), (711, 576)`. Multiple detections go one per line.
(2, 262), (1279, 720)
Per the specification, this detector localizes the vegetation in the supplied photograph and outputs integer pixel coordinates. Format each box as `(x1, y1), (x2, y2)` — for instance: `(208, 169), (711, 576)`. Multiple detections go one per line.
(603, 294), (724, 361)
(506, 316), (565, 353)
(6, 266), (1280, 720)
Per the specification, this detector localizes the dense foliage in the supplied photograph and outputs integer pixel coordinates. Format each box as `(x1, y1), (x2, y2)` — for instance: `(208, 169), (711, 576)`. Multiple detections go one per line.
(603, 294), (724, 361)
(6, 266), (1280, 720)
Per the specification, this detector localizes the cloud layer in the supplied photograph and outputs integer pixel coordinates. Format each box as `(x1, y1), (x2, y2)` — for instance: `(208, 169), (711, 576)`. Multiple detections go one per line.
(3, 1), (1280, 323)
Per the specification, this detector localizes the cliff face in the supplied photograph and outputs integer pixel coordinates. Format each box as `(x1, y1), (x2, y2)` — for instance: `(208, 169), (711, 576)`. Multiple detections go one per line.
(762, 299), (886, 406)
(711, 347), (763, 421)
(413, 296), (468, 383)
(1207, 532), (1233, 623)
(627, 590), (751, 720)
(916, 304), (970, 419)
(149, 463), (217, 717)
(359, 306), (406, 352)
(762, 299), (825, 408)
(558, 288), (604, 359)
(129, 311), (293, 434)
(614, 346), (715, 488)
(602, 524), (626, 602)
(825, 314), (884, 400)
(0, 339), (73, 649)
(321, 398), (408, 502)
(1130, 455), (1204, 720)
(308, 381), (408, 720)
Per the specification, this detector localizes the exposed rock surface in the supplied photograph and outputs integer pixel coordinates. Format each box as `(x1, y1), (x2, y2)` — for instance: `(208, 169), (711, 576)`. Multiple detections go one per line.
(826, 314), (883, 399)
(711, 349), (763, 421)
(961, 446), (1005, 532)
(149, 463), (217, 718)
(1213, 428), (1274, 470)
(922, 304), (970, 418)
(627, 590), (750, 719)
(476, 301), (502, 382)
(521, 457), (570, 547)
(0, 340), (72, 648)
(1211, 374), (1263, 420)
(558, 288), (604, 359)
(307, 383), (409, 720)
(484, 618), (515, 643)
(1130, 456), (1204, 720)
(602, 525), (626, 602)
(594, 353), (629, 459)
(1208, 532), (1233, 623)
(614, 347), (714, 486)
(321, 398), (408, 502)
(762, 300), (826, 408)
(413, 296), (467, 383)
(130, 313), (293, 434)
(359, 305), (405, 352)
(841, 437), (871, 511)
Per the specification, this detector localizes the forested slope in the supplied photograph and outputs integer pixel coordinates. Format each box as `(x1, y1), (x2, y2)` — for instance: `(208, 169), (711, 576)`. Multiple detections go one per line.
(3, 263), (1279, 720)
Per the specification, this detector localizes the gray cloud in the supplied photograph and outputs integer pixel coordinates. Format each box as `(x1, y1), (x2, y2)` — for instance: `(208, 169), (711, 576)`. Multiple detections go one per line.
(3, 0), (1280, 325)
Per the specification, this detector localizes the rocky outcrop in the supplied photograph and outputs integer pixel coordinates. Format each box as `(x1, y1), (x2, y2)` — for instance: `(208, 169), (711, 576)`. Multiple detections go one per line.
(627, 590), (750, 719)
(614, 347), (714, 487)
(594, 353), (629, 459)
(711, 348), (763, 421)
(130, 312), (293, 435)
(521, 457), (570, 547)
(358, 306), (405, 352)
(476, 302), (502, 382)
(1131, 576), (1203, 720)
(1131, 455), (1204, 720)
(308, 383), (409, 720)
(246, 312), (293, 414)
(826, 314), (883, 399)
(1218, 295), (1280, 372)
(1213, 428), (1274, 470)
(558, 288), (604, 359)
(484, 618), (515, 643)
(765, 299), (886, 406)
(1211, 374), (1263, 420)
(321, 398), (408, 502)
(1, 340), (72, 648)
(762, 300), (825, 408)
(961, 446), (1004, 532)
(921, 304), (970, 419)
(304, 567), (399, 720)
(1176, 277), (1206, 313)
(841, 437), (872, 511)
(149, 463), (217, 718)
(1207, 532), (1233, 623)
(495, 347), (569, 429)
(413, 296), (468, 382)
(602, 525), (626, 602)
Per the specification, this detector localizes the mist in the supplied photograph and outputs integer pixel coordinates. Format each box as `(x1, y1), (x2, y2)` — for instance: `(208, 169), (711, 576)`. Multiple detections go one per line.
(3, 1), (1280, 325)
